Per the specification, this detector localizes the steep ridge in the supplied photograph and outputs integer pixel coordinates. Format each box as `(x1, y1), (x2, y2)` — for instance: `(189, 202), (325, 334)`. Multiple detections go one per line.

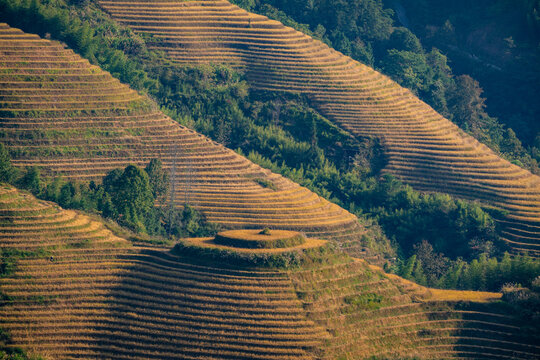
(97, 0), (540, 256)
(1, 186), (538, 359)
(0, 23), (366, 252)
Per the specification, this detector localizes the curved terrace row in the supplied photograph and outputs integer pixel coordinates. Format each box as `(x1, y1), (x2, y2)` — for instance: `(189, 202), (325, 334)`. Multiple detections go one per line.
(1, 186), (538, 359)
(97, 0), (540, 256)
(0, 23), (366, 252)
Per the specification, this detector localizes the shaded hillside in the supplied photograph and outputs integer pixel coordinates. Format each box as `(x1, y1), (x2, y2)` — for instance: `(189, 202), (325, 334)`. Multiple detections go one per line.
(97, 0), (540, 256)
(1, 185), (539, 359)
(399, 0), (540, 148)
(0, 23), (370, 253)
(231, 0), (539, 174)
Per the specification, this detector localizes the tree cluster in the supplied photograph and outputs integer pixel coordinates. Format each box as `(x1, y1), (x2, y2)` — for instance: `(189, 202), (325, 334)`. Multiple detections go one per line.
(0, 144), (218, 239)
(0, 0), (538, 287)
(395, 240), (540, 292)
(402, 0), (540, 151)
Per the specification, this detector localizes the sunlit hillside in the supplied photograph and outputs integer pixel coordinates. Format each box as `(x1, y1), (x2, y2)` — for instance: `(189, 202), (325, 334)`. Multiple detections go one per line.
(0, 2), (539, 358)
(0, 23), (368, 254)
(98, 0), (540, 256)
(1, 184), (538, 359)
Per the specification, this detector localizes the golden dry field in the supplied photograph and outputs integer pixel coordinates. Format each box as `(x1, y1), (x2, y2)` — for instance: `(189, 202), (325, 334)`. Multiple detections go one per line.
(0, 23), (368, 255)
(96, 0), (540, 256)
(0, 185), (538, 359)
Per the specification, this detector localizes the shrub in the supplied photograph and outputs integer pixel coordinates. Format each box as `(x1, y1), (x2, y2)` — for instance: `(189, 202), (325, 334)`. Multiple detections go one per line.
(0, 144), (17, 183)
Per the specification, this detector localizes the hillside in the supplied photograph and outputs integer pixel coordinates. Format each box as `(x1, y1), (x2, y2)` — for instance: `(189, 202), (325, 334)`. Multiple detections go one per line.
(0, 23), (370, 255)
(0, 185), (328, 359)
(399, 0), (540, 148)
(96, 0), (540, 256)
(1, 185), (539, 359)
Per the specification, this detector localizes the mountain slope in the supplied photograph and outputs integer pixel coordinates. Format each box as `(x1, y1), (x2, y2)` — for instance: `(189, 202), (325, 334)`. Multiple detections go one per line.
(290, 259), (539, 359)
(97, 0), (540, 256)
(1, 185), (538, 359)
(0, 23), (367, 252)
(0, 185), (327, 359)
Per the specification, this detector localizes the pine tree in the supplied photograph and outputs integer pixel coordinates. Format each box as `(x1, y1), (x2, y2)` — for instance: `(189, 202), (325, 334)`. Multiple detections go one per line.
(0, 143), (16, 183)
(399, 255), (416, 279)
(412, 258), (427, 286)
(145, 159), (169, 199)
(438, 259), (464, 289)
(114, 165), (154, 232)
(19, 167), (41, 194)
(59, 183), (76, 208)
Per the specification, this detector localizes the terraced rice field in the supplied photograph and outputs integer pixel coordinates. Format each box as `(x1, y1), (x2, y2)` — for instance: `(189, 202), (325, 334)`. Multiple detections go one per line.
(97, 0), (540, 256)
(1, 185), (538, 359)
(0, 185), (328, 359)
(0, 23), (366, 253)
(288, 259), (540, 359)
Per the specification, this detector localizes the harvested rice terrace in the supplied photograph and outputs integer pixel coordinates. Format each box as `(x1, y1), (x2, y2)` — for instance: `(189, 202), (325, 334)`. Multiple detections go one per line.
(0, 187), (323, 359)
(0, 187), (327, 359)
(0, 24), (367, 253)
(288, 260), (540, 359)
(1, 186), (538, 359)
(0, 186), (123, 250)
(97, 0), (540, 256)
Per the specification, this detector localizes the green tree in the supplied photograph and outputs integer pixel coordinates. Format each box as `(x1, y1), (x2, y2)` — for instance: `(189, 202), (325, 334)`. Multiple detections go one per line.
(447, 75), (487, 129)
(145, 159), (169, 199)
(0, 143), (16, 183)
(18, 167), (41, 194)
(438, 259), (465, 289)
(43, 177), (63, 202)
(182, 204), (202, 236)
(412, 258), (427, 285)
(331, 30), (352, 55)
(501, 128), (524, 158)
(381, 49), (429, 93)
(387, 27), (423, 53)
(102, 168), (123, 195)
(98, 190), (117, 219)
(351, 38), (374, 65)
(462, 258), (486, 290)
(58, 182), (76, 208)
(413, 240), (449, 285)
(398, 254), (417, 279)
(109, 165), (154, 233)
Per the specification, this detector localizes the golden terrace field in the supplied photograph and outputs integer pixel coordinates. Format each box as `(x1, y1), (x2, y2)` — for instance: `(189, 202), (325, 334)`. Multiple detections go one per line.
(97, 0), (540, 256)
(0, 186), (327, 359)
(1, 185), (539, 359)
(0, 23), (370, 255)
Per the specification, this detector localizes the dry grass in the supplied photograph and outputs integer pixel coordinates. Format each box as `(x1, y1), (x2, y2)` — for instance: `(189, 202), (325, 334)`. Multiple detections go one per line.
(0, 23), (366, 251)
(427, 289), (501, 302)
(0, 187), (328, 358)
(364, 260), (502, 303)
(0, 184), (537, 359)
(96, 0), (540, 255)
